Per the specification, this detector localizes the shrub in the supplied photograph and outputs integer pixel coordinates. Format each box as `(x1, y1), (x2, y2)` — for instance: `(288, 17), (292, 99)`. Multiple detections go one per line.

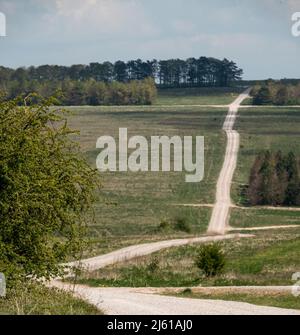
(158, 220), (171, 231)
(195, 244), (226, 277)
(172, 217), (192, 233)
(147, 257), (160, 274)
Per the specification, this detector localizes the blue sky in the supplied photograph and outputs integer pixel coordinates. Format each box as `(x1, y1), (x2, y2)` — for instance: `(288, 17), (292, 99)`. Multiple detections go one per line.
(0, 0), (299, 79)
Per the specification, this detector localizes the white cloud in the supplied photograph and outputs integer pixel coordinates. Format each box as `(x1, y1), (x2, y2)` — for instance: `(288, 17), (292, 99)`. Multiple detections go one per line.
(286, 0), (300, 12)
(0, 0), (17, 14)
(171, 19), (196, 34)
(52, 0), (159, 37)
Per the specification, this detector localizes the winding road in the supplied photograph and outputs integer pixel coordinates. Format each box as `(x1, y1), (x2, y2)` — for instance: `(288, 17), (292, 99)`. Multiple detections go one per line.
(208, 88), (251, 235)
(66, 234), (251, 272)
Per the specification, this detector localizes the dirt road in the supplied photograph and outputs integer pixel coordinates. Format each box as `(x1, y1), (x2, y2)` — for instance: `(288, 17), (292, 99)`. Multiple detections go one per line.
(66, 234), (251, 272)
(50, 282), (300, 315)
(207, 88), (251, 235)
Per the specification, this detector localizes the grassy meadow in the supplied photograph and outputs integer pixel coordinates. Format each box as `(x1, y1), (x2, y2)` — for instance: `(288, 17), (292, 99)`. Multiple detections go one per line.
(67, 103), (228, 255)
(155, 87), (243, 105)
(65, 93), (300, 255)
(230, 208), (300, 228)
(68, 90), (300, 313)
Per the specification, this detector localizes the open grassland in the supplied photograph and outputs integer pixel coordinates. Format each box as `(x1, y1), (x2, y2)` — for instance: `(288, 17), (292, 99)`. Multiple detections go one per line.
(63, 90), (300, 292)
(230, 208), (300, 228)
(156, 87), (243, 105)
(67, 104), (228, 255)
(75, 228), (300, 287)
(171, 290), (300, 311)
(0, 283), (102, 315)
(233, 107), (300, 206)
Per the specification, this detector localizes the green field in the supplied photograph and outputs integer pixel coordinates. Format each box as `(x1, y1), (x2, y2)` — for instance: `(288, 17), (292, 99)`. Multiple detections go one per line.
(156, 87), (242, 105)
(76, 228), (300, 287)
(65, 96), (300, 256)
(231, 208), (300, 228)
(68, 105), (227, 255)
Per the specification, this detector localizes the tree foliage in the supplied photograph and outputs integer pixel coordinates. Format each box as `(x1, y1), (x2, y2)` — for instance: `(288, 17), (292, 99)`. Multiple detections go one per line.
(1, 77), (157, 106)
(0, 56), (243, 93)
(195, 244), (226, 277)
(247, 151), (300, 206)
(0, 96), (100, 282)
(251, 81), (300, 105)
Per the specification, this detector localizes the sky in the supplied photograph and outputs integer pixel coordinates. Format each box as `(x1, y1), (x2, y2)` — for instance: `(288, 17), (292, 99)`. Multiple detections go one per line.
(0, 0), (300, 79)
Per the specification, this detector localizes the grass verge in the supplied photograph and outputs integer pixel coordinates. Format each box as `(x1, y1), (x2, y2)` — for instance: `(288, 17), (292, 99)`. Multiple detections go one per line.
(0, 283), (102, 315)
(172, 289), (300, 311)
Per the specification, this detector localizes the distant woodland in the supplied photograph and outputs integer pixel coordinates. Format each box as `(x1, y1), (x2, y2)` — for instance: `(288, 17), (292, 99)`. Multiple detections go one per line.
(0, 57), (243, 105)
(251, 80), (300, 105)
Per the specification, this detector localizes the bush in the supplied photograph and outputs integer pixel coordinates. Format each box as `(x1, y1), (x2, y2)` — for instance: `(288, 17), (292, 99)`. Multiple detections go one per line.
(195, 244), (226, 277)
(147, 257), (160, 274)
(158, 220), (171, 231)
(172, 217), (192, 233)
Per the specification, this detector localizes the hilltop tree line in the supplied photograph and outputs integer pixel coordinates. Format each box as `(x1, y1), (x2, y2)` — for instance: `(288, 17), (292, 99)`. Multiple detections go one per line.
(251, 80), (300, 105)
(0, 56), (243, 89)
(247, 151), (300, 206)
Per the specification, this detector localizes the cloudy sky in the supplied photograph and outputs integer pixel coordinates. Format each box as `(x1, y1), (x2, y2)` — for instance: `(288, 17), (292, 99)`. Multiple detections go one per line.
(0, 0), (299, 79)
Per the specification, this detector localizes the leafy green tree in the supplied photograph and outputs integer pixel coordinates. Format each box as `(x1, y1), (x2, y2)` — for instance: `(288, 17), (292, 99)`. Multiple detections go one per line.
(195, 244), (226, 277)
(0, 96), (100, 283)
(284, 152), (300, 205)
(251, 82), (300, 106)
(253, 86), (273, 105)
(275, 85), (289, 105)
(247, 151), (300, 206)
(247, 153), (265, 205)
